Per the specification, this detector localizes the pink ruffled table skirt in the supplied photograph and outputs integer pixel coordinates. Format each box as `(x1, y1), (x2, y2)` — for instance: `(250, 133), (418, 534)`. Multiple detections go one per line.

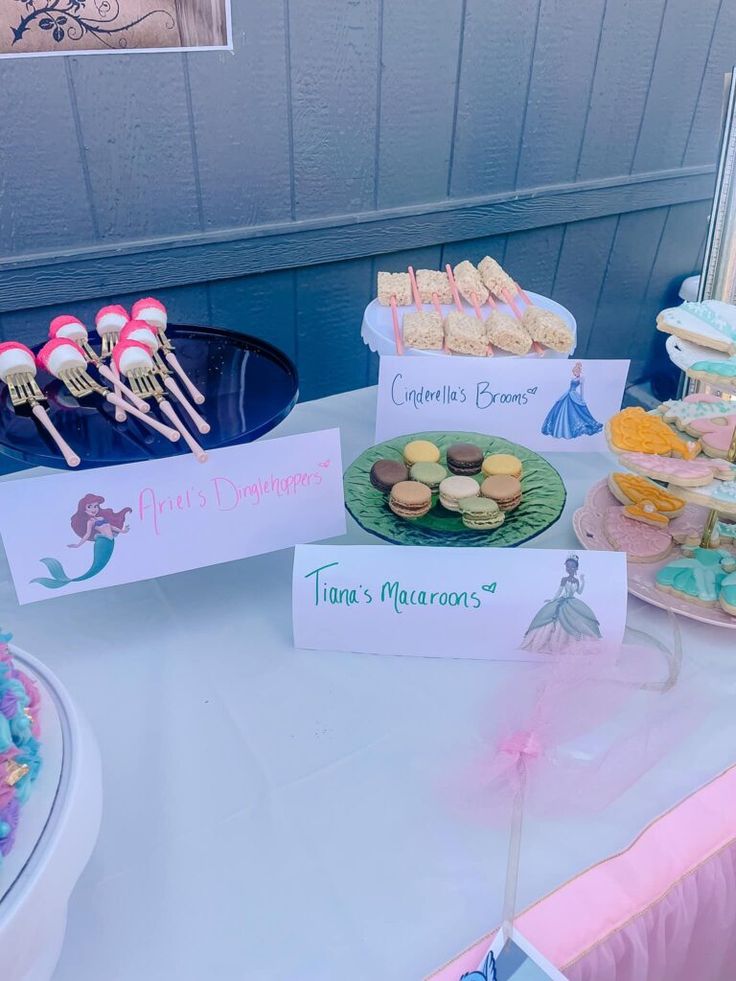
(430, 764), (736, 980)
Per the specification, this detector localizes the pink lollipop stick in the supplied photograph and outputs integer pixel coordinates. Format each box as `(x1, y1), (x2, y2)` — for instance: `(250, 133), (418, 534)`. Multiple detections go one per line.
(407, 266), (422, 311)
(515, 283), (533, 307)
(164, 351), (205, 405)
(95, 363), (150, 414)
(389, 296), (405, 355)
(445, 264), (464, 312)
(31, 404), (80, 468)
(105, 393), (180, 442)
(110, 362), (126, 423)
(163, 376), (210, 434)
(427, 291), (451, 355)
(158, 400), (208, 462)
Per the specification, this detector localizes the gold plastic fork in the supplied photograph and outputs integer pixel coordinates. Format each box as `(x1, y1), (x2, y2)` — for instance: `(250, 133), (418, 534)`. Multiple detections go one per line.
(150, 351), (210, 435)
(5, 370), (81, 468)
(153, 330), (205, 405)
(126, 367), (208, 462)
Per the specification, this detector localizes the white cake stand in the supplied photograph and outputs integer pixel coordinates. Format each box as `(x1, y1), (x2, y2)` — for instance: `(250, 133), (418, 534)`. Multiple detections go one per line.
(361, 290), (577, 358)
(0, 647), (101, 981)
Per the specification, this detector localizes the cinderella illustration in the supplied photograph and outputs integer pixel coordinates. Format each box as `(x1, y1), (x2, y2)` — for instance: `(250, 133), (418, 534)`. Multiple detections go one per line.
(520, 555), (602, 654)
(541, 361), (603, 439)
(31, 494), (131, 590)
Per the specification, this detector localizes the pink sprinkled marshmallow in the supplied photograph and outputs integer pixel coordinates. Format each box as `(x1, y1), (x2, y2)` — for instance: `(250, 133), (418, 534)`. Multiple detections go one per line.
(131, 297), (167, 332)
(0, 342), (36, 382)
(36, 339), (86, 378)
(49, 315), (88, 345)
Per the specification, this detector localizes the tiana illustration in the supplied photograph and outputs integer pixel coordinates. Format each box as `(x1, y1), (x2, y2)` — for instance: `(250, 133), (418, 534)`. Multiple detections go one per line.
(541, 361), (603, 439)
(31, 494), (131, 590)
(520, 554), (602, 654)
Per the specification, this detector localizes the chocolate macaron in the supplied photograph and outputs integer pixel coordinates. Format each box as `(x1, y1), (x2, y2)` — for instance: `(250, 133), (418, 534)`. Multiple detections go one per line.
(389, 480), (432, 519)
(370, 459), (409, 493)
(446, 442), (484, 476)
(480, 474), (522, 512)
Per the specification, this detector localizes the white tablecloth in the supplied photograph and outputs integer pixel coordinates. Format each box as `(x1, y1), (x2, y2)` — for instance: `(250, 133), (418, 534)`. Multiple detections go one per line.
(1, 387), (734, 981)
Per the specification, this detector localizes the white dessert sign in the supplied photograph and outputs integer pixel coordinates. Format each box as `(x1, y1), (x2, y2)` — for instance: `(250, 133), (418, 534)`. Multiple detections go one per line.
(375, 356), (629, 451)
(293, 544), (627, 661)
(0, 429), (345, 604)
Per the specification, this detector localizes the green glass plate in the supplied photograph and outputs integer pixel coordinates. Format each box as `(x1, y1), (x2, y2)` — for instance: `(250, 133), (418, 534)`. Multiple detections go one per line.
(344, 431), (567, 547)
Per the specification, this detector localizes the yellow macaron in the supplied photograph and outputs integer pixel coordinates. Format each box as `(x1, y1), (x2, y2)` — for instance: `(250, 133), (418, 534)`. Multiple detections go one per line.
(482, 453), (523, 479)
(403, 439), (441, 466)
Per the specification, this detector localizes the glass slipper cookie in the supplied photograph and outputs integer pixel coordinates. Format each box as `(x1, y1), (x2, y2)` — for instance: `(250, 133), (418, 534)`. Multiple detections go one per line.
(656, 300), (736, 355)
(618, 451), (736, 487)
(603, 506), (674, 563)
(606, 407), (700, 459)
(655, 546), (733, 607)
(388, 480), (432, 519)
(438, 475), (481, 512)
(669, 474), (736, 517)
(607, 472), (685, 524)
(458, 497), (505, 531)
(409, 461), (447, 490)
(657, 393), (736, 429)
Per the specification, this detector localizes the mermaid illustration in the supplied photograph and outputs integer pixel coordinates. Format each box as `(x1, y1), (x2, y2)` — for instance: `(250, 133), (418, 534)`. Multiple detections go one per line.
(521, 555), (602, 654)
(31, 494), (131, 590)
(541, 361), (603, 439)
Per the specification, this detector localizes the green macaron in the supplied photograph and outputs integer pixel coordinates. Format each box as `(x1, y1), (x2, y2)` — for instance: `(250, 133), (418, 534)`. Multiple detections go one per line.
(458, 496), (505, 531)
(409, 461), (448, 491)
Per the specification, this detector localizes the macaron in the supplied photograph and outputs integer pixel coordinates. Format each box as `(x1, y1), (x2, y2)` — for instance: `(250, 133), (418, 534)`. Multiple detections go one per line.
(409, 461), (447, 491)
(459, 497), (505, 531)
(370, 459), (409, 493)
(438, 475), (481, 512)
(482, 453), (523, 479)
(480, 474), (523, 512)
(389, 480), (432, 520)
(446, 442), (484, 476)
(403, 439), (441, 467)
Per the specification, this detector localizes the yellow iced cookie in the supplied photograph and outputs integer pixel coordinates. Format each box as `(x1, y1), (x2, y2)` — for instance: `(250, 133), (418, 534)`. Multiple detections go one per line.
(607, 408), (699, 459)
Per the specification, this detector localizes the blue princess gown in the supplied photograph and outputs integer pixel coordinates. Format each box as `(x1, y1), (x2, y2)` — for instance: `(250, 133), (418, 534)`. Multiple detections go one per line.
(542, 377), (603, 439)
(521, 578), (602, 653)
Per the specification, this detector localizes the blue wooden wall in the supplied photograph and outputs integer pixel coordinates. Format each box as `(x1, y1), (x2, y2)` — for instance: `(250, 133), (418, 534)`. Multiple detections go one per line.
(0, 0), (732, 403)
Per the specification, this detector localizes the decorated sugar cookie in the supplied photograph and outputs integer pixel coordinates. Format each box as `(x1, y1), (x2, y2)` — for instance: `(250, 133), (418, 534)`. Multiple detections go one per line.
(672, 476), (736, 517)
(720, 567), (736, 617)
(656, 546), (734, 607)
(618, 451), (735, 487)
(607, 407), (699, 459)
(658, 393), (736, 429)
(686, 413), (736, 459)
(603, 507), (673, 562)
(607, 472), (684, 526)
(687, 358), (736, 390)
(656, 300), (736, 355)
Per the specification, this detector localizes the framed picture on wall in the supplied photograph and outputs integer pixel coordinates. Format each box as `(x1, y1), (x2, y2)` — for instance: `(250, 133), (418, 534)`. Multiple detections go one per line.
(0, 0), (232, 57)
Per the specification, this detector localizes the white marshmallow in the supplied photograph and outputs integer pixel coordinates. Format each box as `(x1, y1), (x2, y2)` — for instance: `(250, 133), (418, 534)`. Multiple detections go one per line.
(136, 306), (167, 331)
(46, 345), (86, 378)
(118, 347), (152, 375)
(97, 312), (128, 335)
(0, 348), (35, 383)
(55, 323), (88, 343)
(125, 327), (159, 351)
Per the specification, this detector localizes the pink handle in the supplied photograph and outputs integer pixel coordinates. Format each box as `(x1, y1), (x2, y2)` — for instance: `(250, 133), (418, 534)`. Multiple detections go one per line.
(97, 363), (150, 413)
(165, 352), (205, 405)
(164, 377), (211, 434)
(111, 362), (126, 422)
(515, 282), (533, 307)
(445, 264), (464, 312)
(502, 288), (524, 320)
(159, 399), (208, 462)
(389, 296), (405, 355)
(31, 404), (80, 467)
(470, 291), (484, 319)
(407, 266), (422, 311)
(105, 394), (180, 442)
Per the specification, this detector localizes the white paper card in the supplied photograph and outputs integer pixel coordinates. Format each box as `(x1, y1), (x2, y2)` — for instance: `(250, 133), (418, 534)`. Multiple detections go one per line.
(375, 356), (629, 450)
(293, 544), (627, 661)
(0, 429), (345, 604)
(474, 929), (569, 980)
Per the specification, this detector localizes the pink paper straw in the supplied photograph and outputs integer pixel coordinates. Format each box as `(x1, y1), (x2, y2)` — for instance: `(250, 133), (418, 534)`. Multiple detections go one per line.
(389, 296), (404, 355)
(407, 266), (423, 312)
(445, 264), (464, 312)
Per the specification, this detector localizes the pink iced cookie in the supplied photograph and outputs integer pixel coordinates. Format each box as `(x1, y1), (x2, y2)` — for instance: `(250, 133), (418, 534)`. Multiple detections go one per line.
(687, 414), (736, 459)
(603, 506), (673, 563)
(620, 452), (736, 487)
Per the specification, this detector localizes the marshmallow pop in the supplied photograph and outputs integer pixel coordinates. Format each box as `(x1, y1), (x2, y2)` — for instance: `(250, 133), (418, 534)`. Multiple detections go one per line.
(119, 322), (210, 435)
(37, 339), (180, 445)
(131, 298), (206, 405)
(0, 341), (81, 468)
(113, 340), (207, 462)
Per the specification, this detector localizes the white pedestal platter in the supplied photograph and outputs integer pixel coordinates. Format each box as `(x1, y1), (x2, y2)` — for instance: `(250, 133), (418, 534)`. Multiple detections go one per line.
(361, 290), (577, 358)
(0, 647), (101, 981)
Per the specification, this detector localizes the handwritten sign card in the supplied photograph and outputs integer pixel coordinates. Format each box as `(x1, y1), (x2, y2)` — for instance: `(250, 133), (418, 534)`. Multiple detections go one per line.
(375, 356), (629, 451)
(293, 544), (627, 661)
(0, 429), (345, 604)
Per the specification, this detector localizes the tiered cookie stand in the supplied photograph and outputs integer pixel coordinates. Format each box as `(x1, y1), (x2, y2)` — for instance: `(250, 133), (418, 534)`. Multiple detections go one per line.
(0, 646), (102, 981)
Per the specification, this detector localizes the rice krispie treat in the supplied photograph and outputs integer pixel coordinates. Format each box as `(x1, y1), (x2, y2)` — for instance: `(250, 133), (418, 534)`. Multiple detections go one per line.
(521, 306), (573, 353)
(485, 311), (532, 355)
(403, 311), (444, 350)
(416, 269), (452, 305)
(478, 256), (518, 298)
(377, 271), (412, 306)
(452, 261), (489, 304)
(445, 311), (487, 357)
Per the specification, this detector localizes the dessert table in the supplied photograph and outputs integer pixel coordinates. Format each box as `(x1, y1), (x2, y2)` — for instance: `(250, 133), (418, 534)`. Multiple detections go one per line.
(0, 386), (734, 981)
